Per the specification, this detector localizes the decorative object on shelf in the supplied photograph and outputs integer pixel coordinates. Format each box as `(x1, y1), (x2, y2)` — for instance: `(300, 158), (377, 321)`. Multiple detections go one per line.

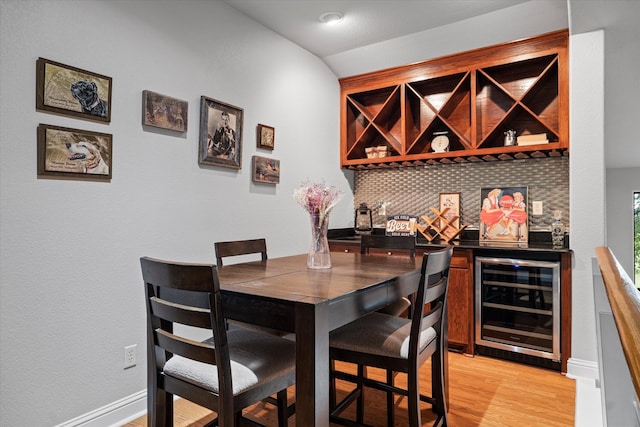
(517, 133), (549, 146)
(354, 203), (373, 234)
(199, 96), (243, 169)
(142, 90), (188, 133)
(551, 209), (565, 248)
(37, 123), (112, 181)
(439, 192), (462, 239)
(365, 145), (388, 158)
(417, 207), (466, 243)
(385, 214), (417, 236)
(431, 131), (450, 153)
(251, 155), (280, 184)
(293, 180), (343, 269)
(479, 186), (528, 243)
(504, 129), (516, 146)
(36, 57), (112, 123)
(257, 123), (274, 150)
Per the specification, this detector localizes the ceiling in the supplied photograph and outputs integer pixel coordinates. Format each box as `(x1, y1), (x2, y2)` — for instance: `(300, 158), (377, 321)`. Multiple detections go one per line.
(222, 0), (529, 59)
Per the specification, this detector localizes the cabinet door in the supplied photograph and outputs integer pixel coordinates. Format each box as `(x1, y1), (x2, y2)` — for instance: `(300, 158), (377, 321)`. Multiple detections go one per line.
(447, 249), (474, 354)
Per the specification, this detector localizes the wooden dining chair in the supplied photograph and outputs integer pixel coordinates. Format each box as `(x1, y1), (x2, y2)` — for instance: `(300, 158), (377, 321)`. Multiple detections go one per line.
(215, 238), (267, 266)
(214, 238), (293, 339)
(140, 256), (295, 427)
(329, 246), (453, 427)
(361, 234), (416, 316)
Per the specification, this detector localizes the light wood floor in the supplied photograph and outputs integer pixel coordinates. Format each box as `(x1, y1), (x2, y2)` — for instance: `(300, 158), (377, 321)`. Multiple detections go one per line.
(125, 352), (575, 426)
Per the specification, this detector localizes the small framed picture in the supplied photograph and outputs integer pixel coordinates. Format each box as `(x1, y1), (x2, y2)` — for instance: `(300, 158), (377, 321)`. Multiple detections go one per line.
(439, 192), (461, 239)
(199, 96), (243, 169)
(37, 123), (112, 181)
(142, 90), (188, 133)
(36, 58), (112, 123)
(480, 186), (528, 242)
(257, 124), (275, 150)
(251, 155), (280, 184)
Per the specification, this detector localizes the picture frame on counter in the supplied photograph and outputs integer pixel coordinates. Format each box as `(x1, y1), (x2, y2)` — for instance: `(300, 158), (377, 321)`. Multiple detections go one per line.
(439, 192), (461, 239)
(36, 57), (112, 123)
(142, 90), (188, 133)
(199, 96), (243, 169)
(251, 155), (280, 184)
(480, 186), (528, 243)
(257, 124), (275, 150)
(37, 123), (112, 181)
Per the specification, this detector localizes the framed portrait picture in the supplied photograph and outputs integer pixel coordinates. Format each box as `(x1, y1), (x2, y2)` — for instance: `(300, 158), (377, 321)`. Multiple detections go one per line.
(37, 123), (112, 181)
(36, 58), (112, 123)
(439, 192), (461, 239)
(142, 90), (188, 133)
(251, 155), (280, 184)
(480, 186), (528, 242)
(257, 124), (275, 150)
(199, 96), (243, 169)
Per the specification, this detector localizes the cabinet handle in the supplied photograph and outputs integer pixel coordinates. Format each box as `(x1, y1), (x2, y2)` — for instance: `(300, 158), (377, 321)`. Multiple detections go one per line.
(344, 249), (350, 253)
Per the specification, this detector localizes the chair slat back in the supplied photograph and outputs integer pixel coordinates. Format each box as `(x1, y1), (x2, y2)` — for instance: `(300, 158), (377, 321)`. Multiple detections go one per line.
(141, 256), (232, 394)
(360, 234), (416, 257)
(410, 247), (453, 356)
(215, 238), (268, 266)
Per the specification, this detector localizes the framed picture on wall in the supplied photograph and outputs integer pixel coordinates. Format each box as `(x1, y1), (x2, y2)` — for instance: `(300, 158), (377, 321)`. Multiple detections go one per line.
(37, 123), (112, 181)
(479, 186), (528, 242)
(142, 90), (188, 133)
(257, 124), (275, 150)
(36, 58), (112, 123)
(251, 155), (280, 184)
(439, 192), (461, 239)
(198, 96), (243, 169)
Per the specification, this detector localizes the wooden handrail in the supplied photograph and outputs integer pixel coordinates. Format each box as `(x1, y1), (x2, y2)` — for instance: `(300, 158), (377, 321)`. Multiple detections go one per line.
(595, 246), (640, 399)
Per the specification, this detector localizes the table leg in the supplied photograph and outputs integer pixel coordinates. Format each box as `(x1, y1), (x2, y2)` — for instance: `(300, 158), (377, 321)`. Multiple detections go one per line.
(294, 300), (330, 426)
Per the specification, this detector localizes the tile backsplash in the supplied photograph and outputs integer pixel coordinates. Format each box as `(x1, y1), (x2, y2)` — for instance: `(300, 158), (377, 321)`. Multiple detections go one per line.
(354, 156), (569, 232)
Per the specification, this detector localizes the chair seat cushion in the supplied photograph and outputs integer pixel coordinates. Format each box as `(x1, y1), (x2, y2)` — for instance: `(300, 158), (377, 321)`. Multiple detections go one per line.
(330, 312), (436, 359)
(164, 328), (295, 395)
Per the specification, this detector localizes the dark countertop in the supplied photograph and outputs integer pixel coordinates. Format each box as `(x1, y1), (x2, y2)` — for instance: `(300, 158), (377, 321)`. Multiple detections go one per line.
(328, 228), (571, 255)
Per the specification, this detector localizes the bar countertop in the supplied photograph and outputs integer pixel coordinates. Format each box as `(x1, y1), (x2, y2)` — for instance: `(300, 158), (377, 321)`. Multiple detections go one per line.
(328, 228), (572, 254)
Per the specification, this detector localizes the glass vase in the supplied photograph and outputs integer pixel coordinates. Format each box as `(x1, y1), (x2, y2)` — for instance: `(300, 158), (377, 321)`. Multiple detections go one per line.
(308, 213), (332, 269)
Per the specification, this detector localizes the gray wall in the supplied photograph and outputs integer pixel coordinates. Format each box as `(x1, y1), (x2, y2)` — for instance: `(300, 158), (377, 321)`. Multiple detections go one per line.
(1, 0), (638, 426)
(0, 1), (353, 425)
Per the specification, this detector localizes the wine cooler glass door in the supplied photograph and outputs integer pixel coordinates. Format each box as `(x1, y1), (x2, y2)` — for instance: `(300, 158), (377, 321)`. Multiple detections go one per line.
(475, 257), (560, 360)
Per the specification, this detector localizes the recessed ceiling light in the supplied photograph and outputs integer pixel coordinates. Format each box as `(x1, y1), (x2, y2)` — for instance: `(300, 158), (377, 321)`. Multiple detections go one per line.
(319, 11), (344, 25)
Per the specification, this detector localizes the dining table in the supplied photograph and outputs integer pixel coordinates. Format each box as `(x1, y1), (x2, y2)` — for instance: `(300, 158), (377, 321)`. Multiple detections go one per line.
(217, 251), (425, 426)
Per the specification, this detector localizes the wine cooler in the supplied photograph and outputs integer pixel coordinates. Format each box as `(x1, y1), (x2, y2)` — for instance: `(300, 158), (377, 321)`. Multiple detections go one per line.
(475, 256), (561, 364)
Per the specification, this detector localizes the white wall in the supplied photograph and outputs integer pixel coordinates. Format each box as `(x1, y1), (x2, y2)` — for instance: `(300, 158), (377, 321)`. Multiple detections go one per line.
(568, 30), (606, 375)
(606, 168), (640, 278)
(0, 1), (353, 426)
(325, 0), (568, 78)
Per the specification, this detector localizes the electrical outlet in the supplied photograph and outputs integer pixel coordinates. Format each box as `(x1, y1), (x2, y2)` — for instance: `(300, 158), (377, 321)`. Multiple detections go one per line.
(124, 344), (137, 369)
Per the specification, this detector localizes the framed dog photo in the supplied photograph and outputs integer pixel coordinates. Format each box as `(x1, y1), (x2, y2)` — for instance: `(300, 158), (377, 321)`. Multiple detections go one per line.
(257, 124), (275, 150)
(199, 96), (243, 169)
(37, 123), (112, 181)
(252, 155), (280, 184)
(142, 90), (188, 133)
(36, 58), (112, 123)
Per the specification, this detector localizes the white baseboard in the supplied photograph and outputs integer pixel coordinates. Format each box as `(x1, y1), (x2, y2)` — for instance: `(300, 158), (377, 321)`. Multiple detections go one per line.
(567, 357), (599, 382)
(566, 358), (604, 427)
(53, 390), (147, 427)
